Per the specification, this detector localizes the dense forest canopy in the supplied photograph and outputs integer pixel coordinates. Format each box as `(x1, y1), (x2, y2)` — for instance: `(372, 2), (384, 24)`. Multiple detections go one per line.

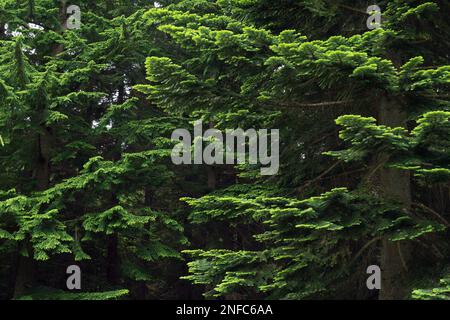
(0, 0), (449, 300)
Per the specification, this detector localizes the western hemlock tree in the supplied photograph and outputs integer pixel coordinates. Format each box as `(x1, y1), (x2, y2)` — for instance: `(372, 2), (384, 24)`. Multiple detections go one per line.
(0, 0), (448, 300)
(136, 0), (449, 300)
(0, 1), (189, 299)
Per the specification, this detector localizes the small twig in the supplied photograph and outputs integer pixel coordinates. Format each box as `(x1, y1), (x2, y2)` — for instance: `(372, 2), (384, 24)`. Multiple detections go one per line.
(309, 130), (339, 146)
(317, 168), (366, 181)
(297, 160), (343, 192)
(412, 239), (445, 259)
(413, 202), (450, 227)
(397, 242), (408, 272)
(349, 236), (382, 266)
(422, 94), (450, 99)
(278, 100), (355, 108)
(338, 4), (368, 14)
(431, 244), (445, 259)
(364, 154), (389, 182)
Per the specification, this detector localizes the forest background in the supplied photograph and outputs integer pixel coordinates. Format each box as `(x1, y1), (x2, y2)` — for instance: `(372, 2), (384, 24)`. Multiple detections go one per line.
(0, 0), (449, 300)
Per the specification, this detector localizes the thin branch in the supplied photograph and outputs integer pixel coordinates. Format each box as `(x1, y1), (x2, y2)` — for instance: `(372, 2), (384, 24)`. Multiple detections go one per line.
(364, 153), (389, 182)
(413, 202), (450, 227)
(297, 160), (343, 192)
(397, 242), (408, 272)
(309, 130), (339, 145)
(349, 236), (382, 266)
(338, 4), (368, 15)
(319, 168), (366, 181)
(413, 238), (444, 258)
(278, 100), (355, 108)
(422, 93), (450, 99)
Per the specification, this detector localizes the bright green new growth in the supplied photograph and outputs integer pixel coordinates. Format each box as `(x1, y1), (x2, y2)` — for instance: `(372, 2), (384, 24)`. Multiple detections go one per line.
(0, 0), (448, 300)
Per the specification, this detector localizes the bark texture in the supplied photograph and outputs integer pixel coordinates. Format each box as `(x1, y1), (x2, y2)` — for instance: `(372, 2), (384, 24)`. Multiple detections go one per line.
(378, 95), (412, 300)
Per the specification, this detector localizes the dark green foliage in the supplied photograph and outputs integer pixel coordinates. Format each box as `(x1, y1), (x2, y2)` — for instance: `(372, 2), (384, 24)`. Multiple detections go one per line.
(0, 0), (448, 300)
(412, 276), (450, 300)
(17, 288), (130, 300)
(182, 187), (444, 298)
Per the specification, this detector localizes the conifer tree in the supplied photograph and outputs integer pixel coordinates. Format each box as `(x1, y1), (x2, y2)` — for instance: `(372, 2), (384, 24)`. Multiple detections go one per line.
(136, 0), (449, 299)
(0, 0), (188, 299)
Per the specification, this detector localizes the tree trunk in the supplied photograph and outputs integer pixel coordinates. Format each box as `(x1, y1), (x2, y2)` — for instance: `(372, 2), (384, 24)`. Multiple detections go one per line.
(207, 166), (217, 190)
(13, 128), (52, 298)
(107, 234), (120, 285)
(378, 95), (412, 300)
(12, 239), (34, 298)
